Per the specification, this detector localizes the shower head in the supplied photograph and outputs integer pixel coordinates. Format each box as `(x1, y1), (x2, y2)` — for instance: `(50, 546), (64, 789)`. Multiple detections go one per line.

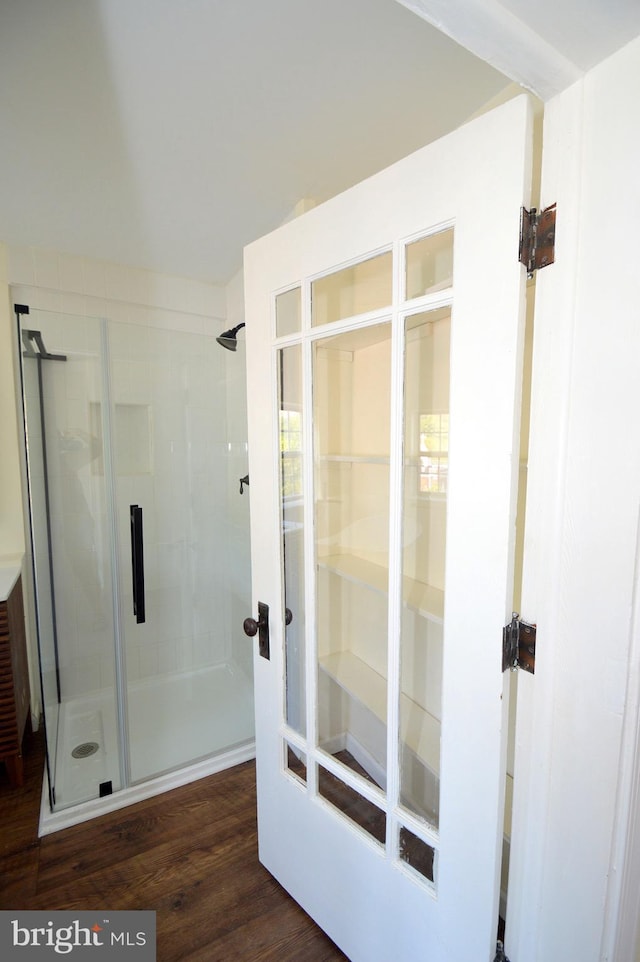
(216, 322), (245, 352)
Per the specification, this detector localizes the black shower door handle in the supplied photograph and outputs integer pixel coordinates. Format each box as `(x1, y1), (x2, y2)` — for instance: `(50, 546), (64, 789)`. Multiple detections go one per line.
(130, 505), (145, 624)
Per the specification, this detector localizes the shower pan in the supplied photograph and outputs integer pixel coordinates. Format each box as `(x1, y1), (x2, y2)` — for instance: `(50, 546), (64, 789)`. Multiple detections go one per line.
(16, 306), (254, 829)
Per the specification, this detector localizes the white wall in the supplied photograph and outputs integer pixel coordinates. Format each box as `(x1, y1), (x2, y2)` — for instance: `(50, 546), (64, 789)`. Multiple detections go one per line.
(0, 243), (26, 556)
(507, 33), (640, 961)
(0, 244), (37, 722)
(8, 245), (226, 334)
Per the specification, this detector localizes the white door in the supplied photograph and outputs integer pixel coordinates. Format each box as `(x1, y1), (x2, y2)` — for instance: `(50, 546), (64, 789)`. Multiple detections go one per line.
(244, 94), (533, 962)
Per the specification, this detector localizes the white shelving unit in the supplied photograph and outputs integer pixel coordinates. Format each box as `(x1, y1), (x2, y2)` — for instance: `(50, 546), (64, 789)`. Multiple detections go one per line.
(310, 296), (450, 832)
(317, 552), (444, 623)
(319, 649), (441, 776)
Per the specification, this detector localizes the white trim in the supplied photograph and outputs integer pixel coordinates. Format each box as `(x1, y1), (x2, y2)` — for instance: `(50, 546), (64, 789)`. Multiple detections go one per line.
(394, 0), (582, 99)
(505, 79), (585, 960)
(510, 35), (640, 956)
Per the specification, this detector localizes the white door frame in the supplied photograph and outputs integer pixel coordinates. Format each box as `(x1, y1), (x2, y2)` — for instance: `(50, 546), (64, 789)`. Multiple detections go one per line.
(506, 35), (640, 962)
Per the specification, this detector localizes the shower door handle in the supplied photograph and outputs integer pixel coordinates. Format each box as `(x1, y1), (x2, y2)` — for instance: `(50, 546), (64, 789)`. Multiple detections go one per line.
(130, 505), (145, 624)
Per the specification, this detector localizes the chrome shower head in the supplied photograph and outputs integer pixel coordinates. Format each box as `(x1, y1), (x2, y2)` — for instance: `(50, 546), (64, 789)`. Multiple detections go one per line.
(216, 322), (245, 352)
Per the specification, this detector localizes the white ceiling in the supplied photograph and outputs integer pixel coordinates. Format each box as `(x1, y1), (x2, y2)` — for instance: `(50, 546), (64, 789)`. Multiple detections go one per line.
(1, 0), (638, 287)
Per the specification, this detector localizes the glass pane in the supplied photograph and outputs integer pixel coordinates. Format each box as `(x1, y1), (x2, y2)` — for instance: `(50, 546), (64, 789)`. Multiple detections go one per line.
(311, 252), (392, 327)
(314, 323), (391, 786)
(276, 287), (301, 337)
(399, 825), (435, 883)
(18, 310), (121, 810)
(285, 741), (307, 783)
(278, 345), (306, 735)
(325, 746), (383, 790)
(399, 308), (450, 829)
(109, 323), (254, 783)
(405, 229), (454, 300)
(318, 766), (386, 844)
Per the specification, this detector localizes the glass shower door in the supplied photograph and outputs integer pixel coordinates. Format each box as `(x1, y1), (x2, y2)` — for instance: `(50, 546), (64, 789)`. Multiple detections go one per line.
(19, 309), (123, 809)
(107, 321), (254, 783)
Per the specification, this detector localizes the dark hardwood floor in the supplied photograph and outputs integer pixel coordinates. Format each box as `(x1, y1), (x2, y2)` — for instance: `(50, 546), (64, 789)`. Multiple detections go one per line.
(0, 728), (346, 961)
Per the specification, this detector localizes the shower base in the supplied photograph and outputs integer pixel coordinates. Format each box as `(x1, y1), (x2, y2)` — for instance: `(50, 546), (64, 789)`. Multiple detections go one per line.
(39, 662), (255, 836)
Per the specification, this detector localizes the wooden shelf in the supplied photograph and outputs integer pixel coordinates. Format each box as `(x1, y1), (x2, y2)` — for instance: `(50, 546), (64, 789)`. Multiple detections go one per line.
(319, 650), (440, 774)
(317, 552), (444, 623)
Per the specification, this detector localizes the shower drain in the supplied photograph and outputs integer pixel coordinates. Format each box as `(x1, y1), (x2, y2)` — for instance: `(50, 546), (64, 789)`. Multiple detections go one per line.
(71, 741), (100, 759)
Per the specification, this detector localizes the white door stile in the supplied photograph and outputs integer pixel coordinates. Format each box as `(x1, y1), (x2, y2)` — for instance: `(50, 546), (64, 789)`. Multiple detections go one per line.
(385, 248), (408, 847)
(301, 302), (317, 801)
(245, 93), (534, 962)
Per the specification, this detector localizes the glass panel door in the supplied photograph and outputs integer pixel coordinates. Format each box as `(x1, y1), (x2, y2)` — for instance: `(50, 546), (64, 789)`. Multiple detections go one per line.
(18, 310), (122, 809)
(314, 323), (391, 797)
(278, 344), (306, 736)
(399, 308), (450, 829)
(245, 94), (532, 962)
(107, 322), (254, 783)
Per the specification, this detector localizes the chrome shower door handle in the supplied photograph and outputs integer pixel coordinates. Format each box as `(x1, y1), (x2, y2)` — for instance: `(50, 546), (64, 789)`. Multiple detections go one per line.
(130, 505), (145, 624)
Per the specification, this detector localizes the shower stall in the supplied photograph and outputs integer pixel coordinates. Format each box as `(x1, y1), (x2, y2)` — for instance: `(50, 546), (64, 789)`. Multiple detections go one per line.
(16, 306), (254, 830)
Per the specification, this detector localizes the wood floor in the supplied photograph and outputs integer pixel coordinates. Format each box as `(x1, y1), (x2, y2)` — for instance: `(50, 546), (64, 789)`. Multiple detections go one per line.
(0, 728), (346, 961)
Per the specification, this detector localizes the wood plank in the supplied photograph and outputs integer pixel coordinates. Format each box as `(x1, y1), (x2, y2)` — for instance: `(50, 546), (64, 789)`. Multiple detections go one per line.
(0, 728), (346, 960)
(36, 761), (256, 888)
(0, 724), (44, 861)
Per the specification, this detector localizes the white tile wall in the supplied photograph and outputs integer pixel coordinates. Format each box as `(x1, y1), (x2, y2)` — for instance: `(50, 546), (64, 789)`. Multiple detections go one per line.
(8, 244), (228, 335)
(33, 249), (60, 290)
(58, 254), (85, 295)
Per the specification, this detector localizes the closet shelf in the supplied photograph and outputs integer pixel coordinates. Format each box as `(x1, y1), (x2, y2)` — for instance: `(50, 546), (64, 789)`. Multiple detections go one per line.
(318, 647), (515, 840)
(319, 650), (441, 774)
(317, 552), (444, 623)
(318, 453), (390, 465)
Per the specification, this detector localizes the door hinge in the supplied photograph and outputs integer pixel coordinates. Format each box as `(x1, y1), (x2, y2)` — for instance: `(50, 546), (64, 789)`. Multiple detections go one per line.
(519, 203), (556, 277)
(502, 613), (536, 674)
(493, 940), (511, 962)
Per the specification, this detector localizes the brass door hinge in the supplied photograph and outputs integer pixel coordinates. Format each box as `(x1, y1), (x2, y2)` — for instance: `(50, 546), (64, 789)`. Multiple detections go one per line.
(519, 203), (556, 277)
(503, 613), (536, 674)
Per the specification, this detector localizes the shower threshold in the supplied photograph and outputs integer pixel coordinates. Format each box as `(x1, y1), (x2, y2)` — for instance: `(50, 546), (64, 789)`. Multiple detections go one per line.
(39, 662), (255, 836)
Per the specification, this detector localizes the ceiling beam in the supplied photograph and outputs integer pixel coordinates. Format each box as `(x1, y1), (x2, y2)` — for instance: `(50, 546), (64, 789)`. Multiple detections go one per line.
(394, 0), (582, 100)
